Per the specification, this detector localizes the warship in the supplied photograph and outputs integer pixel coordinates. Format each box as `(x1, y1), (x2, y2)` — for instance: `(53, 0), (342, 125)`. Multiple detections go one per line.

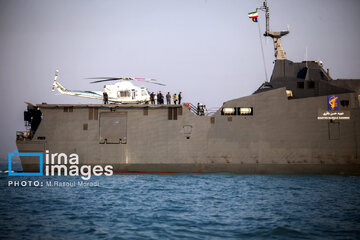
(16, 1), (360, 174)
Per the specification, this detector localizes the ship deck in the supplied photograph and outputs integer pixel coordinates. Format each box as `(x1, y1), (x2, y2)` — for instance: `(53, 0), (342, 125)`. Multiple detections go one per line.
(35, 103), (183, 108)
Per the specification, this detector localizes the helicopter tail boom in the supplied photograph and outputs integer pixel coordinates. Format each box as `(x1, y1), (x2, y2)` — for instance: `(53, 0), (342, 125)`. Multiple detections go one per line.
(52, 70), (67, 93)
(52, 70), (103, 100)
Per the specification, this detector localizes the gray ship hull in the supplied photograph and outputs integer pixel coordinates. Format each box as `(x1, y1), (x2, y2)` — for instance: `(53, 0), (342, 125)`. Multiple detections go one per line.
(16, 88), (360, 174)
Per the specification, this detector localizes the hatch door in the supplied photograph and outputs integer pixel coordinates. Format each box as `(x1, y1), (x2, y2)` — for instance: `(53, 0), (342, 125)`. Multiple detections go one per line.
(328, 122), (340, 140)
(100, 112), (127, 144)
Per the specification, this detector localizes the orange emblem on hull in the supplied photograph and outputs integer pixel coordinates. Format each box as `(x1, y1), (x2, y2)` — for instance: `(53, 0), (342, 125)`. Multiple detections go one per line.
(328, 96), (339, 110)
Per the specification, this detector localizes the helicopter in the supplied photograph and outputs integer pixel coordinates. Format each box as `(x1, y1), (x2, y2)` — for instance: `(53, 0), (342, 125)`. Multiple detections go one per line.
(52, 70), (165, 104)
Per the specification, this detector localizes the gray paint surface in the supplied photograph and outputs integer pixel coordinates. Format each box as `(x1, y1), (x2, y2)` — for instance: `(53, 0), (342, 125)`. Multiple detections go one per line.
(17, 85), (360, 174)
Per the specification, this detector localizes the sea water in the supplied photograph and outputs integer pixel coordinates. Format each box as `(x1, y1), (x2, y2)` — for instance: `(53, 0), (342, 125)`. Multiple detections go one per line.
(1, 171), (360, 239)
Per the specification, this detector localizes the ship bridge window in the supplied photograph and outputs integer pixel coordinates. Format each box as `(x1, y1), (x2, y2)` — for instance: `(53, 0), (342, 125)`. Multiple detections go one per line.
(117, 90), (131, 98)
(297, 67), (308, 79)
(221, 107), (253, 116)
(320, 71), (325, 80)
(238, 107), (253, 115)
(306, 81), (315, 89)
(221, 108), (236, 115)
(297, 82), (304, 89)
(340, 100), (349, 108)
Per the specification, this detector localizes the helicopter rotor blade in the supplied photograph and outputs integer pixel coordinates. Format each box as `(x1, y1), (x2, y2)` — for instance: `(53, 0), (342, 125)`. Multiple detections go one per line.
(134, 78), (166, 86)
(87, 78), (134, 84)
(86, 77), (166, 86)
(143, 81), (166, 86)
(89, 79), (121, 84)
(86, 77), (122, 79)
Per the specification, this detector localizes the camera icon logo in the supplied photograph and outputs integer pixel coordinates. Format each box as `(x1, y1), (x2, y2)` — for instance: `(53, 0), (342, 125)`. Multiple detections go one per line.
(8, 150), (43, 176)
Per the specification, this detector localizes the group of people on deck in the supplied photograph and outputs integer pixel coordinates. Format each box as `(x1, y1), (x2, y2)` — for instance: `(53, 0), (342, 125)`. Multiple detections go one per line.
(150, 91), (182, 105)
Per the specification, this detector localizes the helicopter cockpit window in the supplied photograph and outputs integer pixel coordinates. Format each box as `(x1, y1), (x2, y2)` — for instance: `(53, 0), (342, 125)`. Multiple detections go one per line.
(141, 90), (146, 96)
(117, 90), (131, 98)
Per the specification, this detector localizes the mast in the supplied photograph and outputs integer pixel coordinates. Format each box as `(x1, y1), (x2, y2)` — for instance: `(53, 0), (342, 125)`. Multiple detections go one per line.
(257, 0), (289, 60)
(264, 0), (269, 34)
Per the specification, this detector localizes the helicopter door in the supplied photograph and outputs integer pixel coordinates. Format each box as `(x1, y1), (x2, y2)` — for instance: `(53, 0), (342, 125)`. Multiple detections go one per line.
(132, 89), (136, 99)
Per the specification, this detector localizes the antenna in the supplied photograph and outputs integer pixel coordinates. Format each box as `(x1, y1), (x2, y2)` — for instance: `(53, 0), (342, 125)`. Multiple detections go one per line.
(256, 0), (269, 35)
(257, 0), (289, 60)
(264, 0), (270, 35)
(256, 17), (268, 82)
(254, 0), (270, 82)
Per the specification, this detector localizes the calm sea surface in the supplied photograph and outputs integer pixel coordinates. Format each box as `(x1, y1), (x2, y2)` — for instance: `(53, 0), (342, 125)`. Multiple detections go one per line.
(1, 169), (360, 239)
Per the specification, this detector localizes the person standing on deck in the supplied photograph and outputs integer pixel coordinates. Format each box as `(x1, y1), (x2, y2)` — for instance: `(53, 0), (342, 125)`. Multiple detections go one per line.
(150, 92), (155, 104)
(173, 93), (177, 104)
(156, 91), (161, 104)
(178, 92), (182, 104)
(103, 92), (108, 104)
(166, 92), (171, 104)
(159, 91), (164, 104)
